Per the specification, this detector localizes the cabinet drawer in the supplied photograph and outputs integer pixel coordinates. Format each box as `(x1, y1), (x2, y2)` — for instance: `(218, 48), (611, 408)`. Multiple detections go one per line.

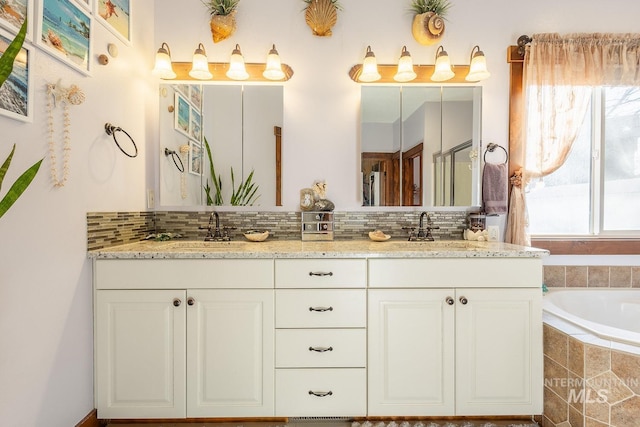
(275, 368), (366, 416)
(275, 259), (366, 288)
(276, 329), (366, 368)
(368, 258), (542, 288)
(276, 289), (366, 328)
(95, 259), (274, 289)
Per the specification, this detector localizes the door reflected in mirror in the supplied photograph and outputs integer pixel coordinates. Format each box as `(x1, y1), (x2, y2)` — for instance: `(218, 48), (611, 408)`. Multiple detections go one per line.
(360, 86), (482, 207)
(159, 84), (283, 208)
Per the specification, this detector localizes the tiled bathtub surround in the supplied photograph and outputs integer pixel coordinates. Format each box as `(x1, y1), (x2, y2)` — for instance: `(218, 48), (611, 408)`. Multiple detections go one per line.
(87, 210), (468, 249)
(543, 324), (640, 427)
(544, 266), (640, 289)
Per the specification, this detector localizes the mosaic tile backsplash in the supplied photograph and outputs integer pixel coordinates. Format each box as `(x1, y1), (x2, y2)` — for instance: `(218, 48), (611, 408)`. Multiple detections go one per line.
(87, 210), (468, 250)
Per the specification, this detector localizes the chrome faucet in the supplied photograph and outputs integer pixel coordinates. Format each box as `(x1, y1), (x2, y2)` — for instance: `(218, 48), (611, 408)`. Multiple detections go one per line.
(199, 212), (231, 241)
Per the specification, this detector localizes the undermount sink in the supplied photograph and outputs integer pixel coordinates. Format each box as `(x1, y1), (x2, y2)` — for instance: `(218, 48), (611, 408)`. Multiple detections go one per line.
(378, 240), (488, 250)
(158, 240), (250, 250)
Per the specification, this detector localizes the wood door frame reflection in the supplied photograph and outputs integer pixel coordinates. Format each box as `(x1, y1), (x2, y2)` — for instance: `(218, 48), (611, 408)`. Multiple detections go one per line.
(402, 143), (423, 206)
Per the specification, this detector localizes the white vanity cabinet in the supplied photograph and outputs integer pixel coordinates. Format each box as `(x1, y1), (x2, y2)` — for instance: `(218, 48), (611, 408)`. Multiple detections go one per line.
(367, 258), (543, 417)
(94, 259), (275, 419)
(274, 259), (367, 417)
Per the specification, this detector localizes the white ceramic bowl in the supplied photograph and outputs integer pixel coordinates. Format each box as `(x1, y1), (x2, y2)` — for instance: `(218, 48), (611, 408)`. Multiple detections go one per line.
(243, 230), (269, 242)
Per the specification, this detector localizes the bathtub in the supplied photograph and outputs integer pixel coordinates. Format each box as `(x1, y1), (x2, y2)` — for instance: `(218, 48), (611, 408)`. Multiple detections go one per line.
(543, 289), (640, 352)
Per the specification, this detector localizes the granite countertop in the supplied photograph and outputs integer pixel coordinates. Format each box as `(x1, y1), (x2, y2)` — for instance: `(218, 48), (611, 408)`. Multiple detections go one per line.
(89, 239), (549, 259)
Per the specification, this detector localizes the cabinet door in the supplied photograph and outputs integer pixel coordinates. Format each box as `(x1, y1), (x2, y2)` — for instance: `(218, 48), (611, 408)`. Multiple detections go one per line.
(368, 289), (455, 416)
(95, 290), (187, 419)
(455, 288), (543, 415)
(186, 289), (274, 417)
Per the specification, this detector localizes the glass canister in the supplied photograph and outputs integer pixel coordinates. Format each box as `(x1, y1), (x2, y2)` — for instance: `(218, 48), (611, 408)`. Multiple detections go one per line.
(468, 212), (486, 231)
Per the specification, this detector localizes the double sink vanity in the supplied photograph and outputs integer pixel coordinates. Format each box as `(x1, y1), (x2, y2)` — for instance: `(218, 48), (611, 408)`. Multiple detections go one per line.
(89, 238), (547, 420)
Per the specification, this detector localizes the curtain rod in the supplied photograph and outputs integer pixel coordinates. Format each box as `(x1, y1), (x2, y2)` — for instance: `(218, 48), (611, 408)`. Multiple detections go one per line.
(517, 35), (532, 56)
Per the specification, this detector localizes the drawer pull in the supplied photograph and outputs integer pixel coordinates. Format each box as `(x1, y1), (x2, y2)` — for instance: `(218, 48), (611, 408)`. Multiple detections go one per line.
(309, 271), (333, 277)
(308, 390), (333, 397)
(309, 306), (333, 312)
(309, 346), (333, 353)
(446, 297), (454, 305)
(459, 296), (468, 305)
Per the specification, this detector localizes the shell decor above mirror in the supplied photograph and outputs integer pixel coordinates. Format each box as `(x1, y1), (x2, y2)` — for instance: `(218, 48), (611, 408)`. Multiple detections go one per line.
(303, 0), (341, 37)
(203, 0), (239, 43)
(410, 0), (451, 46)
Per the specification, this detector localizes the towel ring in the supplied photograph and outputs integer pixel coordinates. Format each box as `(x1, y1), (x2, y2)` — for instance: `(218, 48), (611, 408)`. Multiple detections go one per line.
(104, 123), (138, 158)
(164, 148), (185, 173)
(483, 143), (508, 164)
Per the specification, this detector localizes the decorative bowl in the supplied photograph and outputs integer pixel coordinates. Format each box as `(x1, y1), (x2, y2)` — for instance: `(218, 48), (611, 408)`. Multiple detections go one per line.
(243, 230), (269, 242)
(369, 230), (391, 242)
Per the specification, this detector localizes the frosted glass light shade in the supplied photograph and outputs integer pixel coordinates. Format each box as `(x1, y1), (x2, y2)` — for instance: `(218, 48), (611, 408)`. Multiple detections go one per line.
(263, 44), (286, 80)
(189, 43), (213, 80)
(226, 44), (249, 80)
(152, 43), (176, 79)
(465, 46), (491, 81)
(394, 46), (417, 82)
(431, 46), (454, 82)
(359, 46), (381, 82)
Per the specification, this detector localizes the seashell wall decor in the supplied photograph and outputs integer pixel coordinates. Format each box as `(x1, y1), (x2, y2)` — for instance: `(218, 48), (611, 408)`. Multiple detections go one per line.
(412, 11), (445, 45)
(303, 0), (340, 37)
(210, 11), (237, 43)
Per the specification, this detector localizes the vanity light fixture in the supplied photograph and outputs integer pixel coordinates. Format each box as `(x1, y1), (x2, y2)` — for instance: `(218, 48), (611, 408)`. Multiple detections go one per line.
(430, 45), (455, 82)
(465, 45), (491, 81)
(263, 44), (286, 81)
(189, 43), (213, 80)
(152, 42), (176, 79)
(226, 44), (249, 81)
(393, 46), (417, 82)
(358, 46), (382, 82)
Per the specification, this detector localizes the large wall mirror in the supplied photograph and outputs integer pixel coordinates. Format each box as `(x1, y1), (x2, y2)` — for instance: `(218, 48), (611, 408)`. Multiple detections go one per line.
(159, 83), (283, 207)
(361, 86), (482, 207)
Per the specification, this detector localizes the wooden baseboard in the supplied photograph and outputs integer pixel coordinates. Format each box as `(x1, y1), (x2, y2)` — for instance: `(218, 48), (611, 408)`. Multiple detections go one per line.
(76, 409), (104, 427)
(105, 417), (289, 424)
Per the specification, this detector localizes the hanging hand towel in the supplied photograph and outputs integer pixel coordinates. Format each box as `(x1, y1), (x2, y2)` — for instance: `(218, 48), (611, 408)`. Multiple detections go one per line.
(482, 162), (508, 214)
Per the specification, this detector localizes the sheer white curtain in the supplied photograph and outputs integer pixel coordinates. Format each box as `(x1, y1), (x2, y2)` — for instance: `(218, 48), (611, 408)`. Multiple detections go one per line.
(506, 33), (640, 245)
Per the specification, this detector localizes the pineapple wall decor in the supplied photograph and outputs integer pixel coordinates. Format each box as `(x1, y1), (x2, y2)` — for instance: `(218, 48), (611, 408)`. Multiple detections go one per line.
(303, 0), (342, 37)
(410, 0), (451, 46)
(203, 0), (239, 43)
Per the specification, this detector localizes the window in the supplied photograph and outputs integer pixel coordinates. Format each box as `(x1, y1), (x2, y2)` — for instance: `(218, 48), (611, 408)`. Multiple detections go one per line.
(526, 86), (640, 236)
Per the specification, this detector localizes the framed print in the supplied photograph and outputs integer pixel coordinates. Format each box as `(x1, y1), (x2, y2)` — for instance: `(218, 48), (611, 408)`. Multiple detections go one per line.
(174, 83), (189, 98)
(190, 84), (202, 108)
(174, 93), (190, 137)
(0, 27), (33, 122)
(0, 0), (33, 41)
(77, 0), (91, 11)
(190, 107), (201, 141)
(37, 0), (91, 75)
(188, 140), (202, 176)
(95, 0), (130, 44)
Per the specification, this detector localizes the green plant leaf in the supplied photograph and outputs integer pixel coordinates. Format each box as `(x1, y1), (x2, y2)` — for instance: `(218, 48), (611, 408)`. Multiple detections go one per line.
(203, 137), (223, 205)
(0, 157), (42, 220)
(0, 19), (27, 88)
(0, 144), (16, 193)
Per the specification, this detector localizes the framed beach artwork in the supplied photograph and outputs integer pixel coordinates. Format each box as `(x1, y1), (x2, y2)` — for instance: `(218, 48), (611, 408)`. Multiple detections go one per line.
(174, 93), (190, 137)
(0, 0), (33, 41)
(36, 0), (92, 75)
(190, 107), (202, 141)
(190, 84), (202, 108)
(188, 140), (202, 176)
(95, 0), (130, 44)
(0, 27), (33, 122)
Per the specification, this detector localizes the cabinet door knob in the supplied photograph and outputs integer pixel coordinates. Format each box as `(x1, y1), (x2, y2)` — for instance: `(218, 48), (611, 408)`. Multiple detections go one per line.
(308, 390), (333, 397)
(309, 271), (333, 277)
(446, 297), (455, 305)
(309, 306), (333, 312)
(459, 296), (468, 305)
(173, 298), (181, 307)
(309, 346), (333, 353)
(187, 297), (195, 306)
